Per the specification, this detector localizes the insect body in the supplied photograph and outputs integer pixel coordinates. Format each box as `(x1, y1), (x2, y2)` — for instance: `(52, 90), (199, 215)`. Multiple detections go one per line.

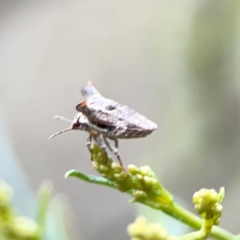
(76, 82), (158, 139)
(50, 82), (157, 168)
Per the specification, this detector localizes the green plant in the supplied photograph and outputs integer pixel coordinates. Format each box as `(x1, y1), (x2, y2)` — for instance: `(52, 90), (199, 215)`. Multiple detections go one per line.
(0, 181), (70, 240)
(65, 144), (236, 240)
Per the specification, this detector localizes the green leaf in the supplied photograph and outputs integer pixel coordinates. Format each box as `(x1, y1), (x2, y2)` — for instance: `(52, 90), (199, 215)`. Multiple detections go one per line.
(65, 170), (116, 188)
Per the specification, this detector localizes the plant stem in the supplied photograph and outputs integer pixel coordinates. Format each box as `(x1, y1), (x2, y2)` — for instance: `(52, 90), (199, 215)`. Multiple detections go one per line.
(165, 203), (234, 240)
(66, 169), (235, 240)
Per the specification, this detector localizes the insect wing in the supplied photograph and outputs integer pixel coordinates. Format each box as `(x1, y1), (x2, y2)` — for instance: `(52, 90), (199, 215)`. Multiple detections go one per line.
(77, 96), (157, 138)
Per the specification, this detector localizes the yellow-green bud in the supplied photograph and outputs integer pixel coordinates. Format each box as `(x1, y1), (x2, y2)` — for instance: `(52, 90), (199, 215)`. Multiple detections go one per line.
(7, 216), (39, 239)
(143, 176), (152, 187)
(128, 164), (138, 175)
(0, 181), (13, 207)
(99, 165), (108, 173)
(136, 174), (143, 181)
(92, 161), (99, 169)
(193, 188), (223, 222)
(131, 190), (147, 201)
(128, 216), (172, 240)
(111, 162), (122, 172)
(139, 166), (151, 176)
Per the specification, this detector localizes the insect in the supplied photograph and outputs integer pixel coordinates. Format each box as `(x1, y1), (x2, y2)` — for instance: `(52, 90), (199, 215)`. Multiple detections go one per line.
(50, 81), (157, 168)
(76, 82), (157, 138)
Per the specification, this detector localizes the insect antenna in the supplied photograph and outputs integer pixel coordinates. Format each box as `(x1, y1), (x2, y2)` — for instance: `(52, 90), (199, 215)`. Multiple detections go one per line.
(49, 115), (75, 139)
(49, 127), (73, 139)
(54, 115), (72, 123)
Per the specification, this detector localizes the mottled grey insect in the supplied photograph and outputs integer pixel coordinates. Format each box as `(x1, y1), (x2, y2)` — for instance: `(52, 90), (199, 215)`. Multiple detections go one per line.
(50, 81), (157, 168)
(76, 82), (157, 139)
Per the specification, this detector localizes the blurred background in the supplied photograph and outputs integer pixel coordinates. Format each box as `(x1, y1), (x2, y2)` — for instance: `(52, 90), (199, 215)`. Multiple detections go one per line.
(1, 0), (240, 239)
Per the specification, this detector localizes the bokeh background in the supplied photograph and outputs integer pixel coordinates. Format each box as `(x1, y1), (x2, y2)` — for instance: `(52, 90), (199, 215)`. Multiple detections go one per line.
(1, 0), (240, 239)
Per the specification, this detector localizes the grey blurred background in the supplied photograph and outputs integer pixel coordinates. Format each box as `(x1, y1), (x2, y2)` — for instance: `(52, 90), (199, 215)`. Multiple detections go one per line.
(1, 0), (240, 239)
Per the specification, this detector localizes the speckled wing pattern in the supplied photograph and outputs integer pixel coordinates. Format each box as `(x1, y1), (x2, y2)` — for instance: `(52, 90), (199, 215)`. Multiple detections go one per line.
(76, 84), (157, 139)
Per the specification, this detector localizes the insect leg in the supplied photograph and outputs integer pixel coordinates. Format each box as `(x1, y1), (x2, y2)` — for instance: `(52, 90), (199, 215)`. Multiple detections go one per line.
(86, 134), (93, 160)
(113, 138), (119, 149)
(103, 137), (124, 168)
(94, 136), (107, 151)
(94, 135), (109, 162)
(103, 137), (114, 153)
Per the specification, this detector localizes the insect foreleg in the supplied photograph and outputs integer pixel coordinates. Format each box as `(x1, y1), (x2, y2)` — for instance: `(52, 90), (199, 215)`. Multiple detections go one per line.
(86, 135), (93, 160)
(94, 135), (109, 162)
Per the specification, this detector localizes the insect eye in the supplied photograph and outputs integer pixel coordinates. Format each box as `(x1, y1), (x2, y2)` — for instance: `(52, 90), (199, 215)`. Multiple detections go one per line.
(106, 105), (116, 111)
(72, 119), (81, 128)
(76, 101), (87, 111)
